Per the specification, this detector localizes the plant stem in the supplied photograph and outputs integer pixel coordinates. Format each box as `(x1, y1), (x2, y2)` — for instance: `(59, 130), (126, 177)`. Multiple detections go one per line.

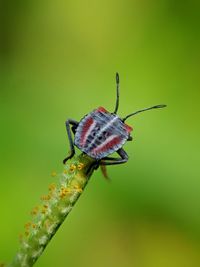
(9, 154), (95, 267)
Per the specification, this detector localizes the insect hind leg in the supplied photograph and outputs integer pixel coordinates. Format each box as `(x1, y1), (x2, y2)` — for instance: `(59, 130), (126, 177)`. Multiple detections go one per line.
(100, 148), (128, 166)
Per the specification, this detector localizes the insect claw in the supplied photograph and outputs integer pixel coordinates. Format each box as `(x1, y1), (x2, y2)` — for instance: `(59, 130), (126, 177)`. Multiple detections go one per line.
(63, 156), (70, 164)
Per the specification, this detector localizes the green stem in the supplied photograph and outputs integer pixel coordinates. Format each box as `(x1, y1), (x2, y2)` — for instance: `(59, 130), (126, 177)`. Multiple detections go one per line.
(9, 154), (95, 267)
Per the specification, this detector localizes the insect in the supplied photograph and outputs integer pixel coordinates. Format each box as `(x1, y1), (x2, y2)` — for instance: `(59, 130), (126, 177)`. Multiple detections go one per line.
(63, 73), (166, 172)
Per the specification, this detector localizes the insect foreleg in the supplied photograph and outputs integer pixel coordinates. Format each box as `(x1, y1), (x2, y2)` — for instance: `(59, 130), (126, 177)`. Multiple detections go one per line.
(100, 148), (128, 166)
(63, 119), (79, 164)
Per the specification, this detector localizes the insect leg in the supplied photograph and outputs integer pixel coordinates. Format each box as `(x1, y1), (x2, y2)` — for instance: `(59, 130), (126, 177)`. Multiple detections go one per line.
(100, 148), (128, 166)
(86, 160), (100, 175)
(63, 119), (79, 164)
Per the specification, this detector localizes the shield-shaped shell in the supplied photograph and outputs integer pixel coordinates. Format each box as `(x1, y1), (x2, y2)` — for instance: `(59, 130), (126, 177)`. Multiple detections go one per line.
(74, 107), (133, 159)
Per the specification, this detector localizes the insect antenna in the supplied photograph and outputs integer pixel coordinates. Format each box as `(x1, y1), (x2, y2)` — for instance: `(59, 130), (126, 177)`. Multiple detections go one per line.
(113, 72), (120, 114)
(122, 104), (167, 122)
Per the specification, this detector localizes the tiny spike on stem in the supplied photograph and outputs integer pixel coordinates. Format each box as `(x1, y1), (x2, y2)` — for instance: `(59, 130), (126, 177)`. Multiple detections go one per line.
(9, 154), (95, 267)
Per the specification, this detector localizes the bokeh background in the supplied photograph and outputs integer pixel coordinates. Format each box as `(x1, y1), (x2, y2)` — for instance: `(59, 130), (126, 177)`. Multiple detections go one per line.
(1, 0), (200, 266)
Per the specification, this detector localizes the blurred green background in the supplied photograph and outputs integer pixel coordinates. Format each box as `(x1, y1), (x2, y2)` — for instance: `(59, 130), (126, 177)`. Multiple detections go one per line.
(1, 0), (200, 266)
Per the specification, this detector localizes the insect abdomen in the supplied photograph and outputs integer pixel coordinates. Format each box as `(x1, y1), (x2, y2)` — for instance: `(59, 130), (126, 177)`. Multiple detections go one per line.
(74, 107), (132, 159)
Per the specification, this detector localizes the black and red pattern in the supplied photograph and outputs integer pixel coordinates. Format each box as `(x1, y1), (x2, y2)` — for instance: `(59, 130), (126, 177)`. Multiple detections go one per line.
(74, 107), (132, 159)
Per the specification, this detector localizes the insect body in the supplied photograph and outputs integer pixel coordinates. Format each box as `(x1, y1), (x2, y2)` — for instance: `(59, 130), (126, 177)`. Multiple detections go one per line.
(74, 107), (132, 160)
(63, 73), (166, 170)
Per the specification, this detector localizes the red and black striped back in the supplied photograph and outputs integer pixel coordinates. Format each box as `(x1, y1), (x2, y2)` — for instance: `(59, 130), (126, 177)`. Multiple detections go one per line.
(74, 107), (132, 159)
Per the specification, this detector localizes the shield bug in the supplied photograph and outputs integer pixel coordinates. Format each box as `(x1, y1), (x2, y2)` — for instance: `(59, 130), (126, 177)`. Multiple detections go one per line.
(63, 73), (166, 172)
